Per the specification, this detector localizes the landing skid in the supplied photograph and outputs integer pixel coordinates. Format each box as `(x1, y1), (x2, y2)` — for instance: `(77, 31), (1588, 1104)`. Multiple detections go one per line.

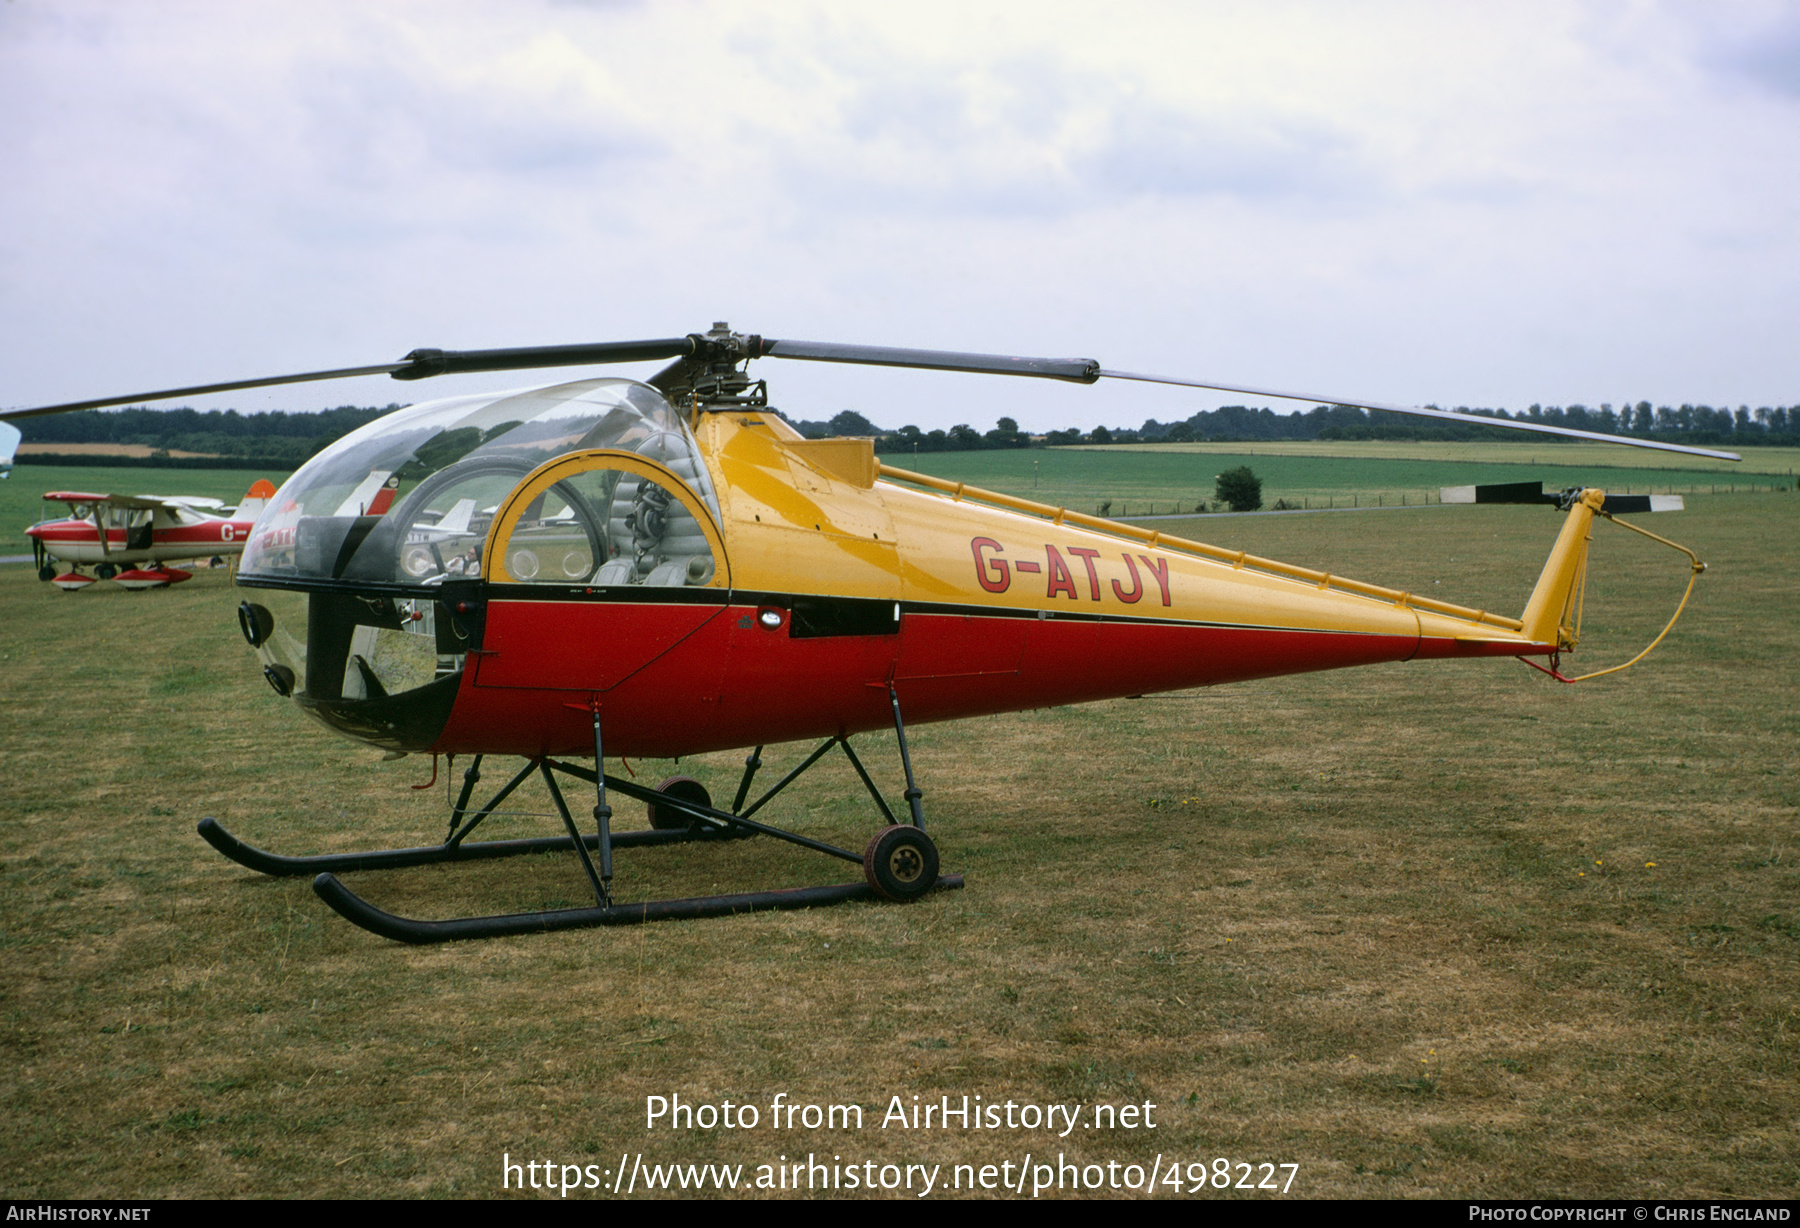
(196, 814), (737, 877)
(310, 875), (959, 944)
(198, 690), (960, 943)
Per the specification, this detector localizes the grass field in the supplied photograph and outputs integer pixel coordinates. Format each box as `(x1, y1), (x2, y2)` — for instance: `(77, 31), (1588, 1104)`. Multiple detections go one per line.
(887, 442), (1800, 518)
(7, 447), (1794, 555)
(1, 479), (1796, 1198)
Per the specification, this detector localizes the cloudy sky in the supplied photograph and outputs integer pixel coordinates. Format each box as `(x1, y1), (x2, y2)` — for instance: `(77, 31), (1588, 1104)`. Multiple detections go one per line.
(3, 1), (1797, 432)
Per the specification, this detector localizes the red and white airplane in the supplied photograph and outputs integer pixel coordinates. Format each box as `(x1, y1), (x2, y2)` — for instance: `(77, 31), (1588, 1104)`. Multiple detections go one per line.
(27, 479), (278, 591)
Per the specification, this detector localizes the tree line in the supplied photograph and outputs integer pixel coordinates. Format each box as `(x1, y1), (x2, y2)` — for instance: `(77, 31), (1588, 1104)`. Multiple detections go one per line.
(17, 398), (1800, 469)
(15, 405), (400, 467)
(821, 402), (1800, 451)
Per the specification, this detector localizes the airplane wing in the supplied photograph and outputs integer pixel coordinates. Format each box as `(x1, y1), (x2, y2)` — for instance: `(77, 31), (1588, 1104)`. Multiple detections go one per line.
(403, 497), (481, 545)
(155, 496), (229, 513)
(0, 421), (18, 477)
(42, 491), (181, 511)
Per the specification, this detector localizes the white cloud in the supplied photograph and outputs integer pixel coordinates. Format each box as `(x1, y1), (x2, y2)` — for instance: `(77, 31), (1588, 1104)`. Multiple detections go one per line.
(2, 0), (1796, 430)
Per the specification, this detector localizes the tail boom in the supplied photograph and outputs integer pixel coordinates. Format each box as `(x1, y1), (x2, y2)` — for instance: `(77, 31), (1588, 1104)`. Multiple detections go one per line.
(1518, 489), (1604, 650)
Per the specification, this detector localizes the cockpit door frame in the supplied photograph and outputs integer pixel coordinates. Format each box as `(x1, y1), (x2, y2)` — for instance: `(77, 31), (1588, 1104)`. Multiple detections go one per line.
(471, 449), (736, 695)
(482, 448), (731, 589)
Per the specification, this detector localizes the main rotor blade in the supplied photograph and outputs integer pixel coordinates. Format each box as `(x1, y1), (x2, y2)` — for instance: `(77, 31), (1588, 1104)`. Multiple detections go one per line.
(1, 363), (409, 421)
(2, 325), (1748, 466)
(1098, 368), (1743, 462)
(762, 339), (1100, 383)
(389, 338), (698, 381)
(1, 337), (702, 422)
(761, 339), (1739, 462)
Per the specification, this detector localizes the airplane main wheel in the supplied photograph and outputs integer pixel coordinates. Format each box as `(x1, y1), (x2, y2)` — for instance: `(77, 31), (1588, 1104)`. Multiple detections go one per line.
(863, 825), (940, 902)
(647, 776), (712, 830)
(95, 563), (118, 580)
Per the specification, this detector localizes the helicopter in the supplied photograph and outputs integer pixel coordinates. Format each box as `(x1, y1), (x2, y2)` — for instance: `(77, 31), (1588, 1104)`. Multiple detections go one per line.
(2, 323), (1727, 943)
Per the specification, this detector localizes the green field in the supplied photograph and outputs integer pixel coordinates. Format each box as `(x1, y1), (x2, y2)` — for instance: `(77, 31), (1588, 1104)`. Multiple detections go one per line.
(1, 465), (290, 557)
(886, 442), (1800, 518)
(1, 494), (1794, 1198)
(7, 445), (1794, 558)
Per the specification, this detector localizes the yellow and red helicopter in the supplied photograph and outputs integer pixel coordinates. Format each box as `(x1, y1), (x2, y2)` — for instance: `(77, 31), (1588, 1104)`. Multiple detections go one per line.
(3, 324), (1725, 942)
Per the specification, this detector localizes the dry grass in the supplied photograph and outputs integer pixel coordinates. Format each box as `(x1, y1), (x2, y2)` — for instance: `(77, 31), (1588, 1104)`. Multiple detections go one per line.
(1, 497), (1794, 1199)
(16, 444), (222, 459)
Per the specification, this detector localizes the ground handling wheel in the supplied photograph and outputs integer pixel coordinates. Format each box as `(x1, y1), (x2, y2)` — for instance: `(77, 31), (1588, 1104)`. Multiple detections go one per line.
(646, 776), (712, 830)
(862, 825), (940, 902)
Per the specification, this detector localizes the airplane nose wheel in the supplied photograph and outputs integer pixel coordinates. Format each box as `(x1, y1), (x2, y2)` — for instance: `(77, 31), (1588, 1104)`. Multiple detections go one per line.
(863, 825), (940, 902)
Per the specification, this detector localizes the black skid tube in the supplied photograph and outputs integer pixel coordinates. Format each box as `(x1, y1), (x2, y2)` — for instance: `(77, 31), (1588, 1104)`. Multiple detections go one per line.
(196, 816), (728, 878)
(313, 871), (965, 944)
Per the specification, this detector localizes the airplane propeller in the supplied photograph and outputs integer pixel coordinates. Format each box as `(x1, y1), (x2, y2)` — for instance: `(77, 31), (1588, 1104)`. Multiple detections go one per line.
(1, 325), (1740, 461)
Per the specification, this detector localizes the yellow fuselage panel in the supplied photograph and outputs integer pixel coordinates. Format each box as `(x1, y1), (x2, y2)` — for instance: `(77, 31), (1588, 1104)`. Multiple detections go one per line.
(699, 416), (1531, 646)
(702, 415), (901, 599)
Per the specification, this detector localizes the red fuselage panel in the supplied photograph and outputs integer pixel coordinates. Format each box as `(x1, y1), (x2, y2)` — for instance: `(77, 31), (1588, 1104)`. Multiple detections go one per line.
(473, 597), (724, 692)
(432, 600), (1425, 759)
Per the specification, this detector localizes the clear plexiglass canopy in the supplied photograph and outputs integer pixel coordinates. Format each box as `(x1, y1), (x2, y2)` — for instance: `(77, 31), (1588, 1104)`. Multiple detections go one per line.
(239, 377), (722, 588)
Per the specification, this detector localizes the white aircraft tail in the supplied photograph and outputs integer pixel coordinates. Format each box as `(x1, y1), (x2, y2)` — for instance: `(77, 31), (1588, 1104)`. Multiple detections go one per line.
(437, 498), (477, 536)
(0, 421), (20, 478)
(232, 478), (279, 520)
(333, 470), (394, 518)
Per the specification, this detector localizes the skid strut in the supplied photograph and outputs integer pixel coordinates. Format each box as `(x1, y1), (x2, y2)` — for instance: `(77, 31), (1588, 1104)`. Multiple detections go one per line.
(199, 694), (959, 943)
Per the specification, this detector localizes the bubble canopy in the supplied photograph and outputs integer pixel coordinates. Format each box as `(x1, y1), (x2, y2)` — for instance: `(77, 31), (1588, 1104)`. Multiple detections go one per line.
(238, 377), (722, 589)
(232, 378), (730, 752)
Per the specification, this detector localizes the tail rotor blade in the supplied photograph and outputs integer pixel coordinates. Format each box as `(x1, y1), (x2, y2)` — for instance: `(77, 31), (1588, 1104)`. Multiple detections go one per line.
(1441, 482), (1686, 513)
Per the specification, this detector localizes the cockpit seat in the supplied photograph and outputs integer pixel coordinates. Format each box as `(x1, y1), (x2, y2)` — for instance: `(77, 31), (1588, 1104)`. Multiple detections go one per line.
(597, 431), (717, 588)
